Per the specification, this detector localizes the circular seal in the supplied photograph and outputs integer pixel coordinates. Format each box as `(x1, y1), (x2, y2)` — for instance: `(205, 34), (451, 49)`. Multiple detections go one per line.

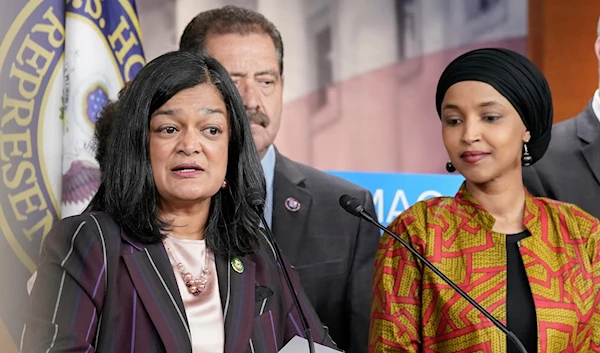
(0, 0), (146, 273)
(0, 1), (66, 273)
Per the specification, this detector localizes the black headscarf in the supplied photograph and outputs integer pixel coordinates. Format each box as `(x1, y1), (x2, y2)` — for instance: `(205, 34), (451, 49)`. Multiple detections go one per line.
(435, 48), (553, 164)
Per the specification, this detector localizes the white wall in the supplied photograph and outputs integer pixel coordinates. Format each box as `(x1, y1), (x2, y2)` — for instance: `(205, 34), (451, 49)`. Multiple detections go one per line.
(136, 0), (527, 99)
(137, 0), (178, 61)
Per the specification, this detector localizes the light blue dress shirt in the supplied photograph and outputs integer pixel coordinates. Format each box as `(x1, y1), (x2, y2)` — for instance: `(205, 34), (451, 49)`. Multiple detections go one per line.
(260, 144), (276, 228)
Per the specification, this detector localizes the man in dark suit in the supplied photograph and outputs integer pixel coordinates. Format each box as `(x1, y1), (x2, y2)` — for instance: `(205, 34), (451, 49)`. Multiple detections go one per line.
(523, 18), (600, 219)
(180, 6), (380, 353)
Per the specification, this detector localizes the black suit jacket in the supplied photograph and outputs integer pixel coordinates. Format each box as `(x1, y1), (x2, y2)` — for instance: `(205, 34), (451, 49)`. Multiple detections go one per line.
(22, 212), (336, 353)
(523, 102), (600, 218)
(271, 150), (380, 353)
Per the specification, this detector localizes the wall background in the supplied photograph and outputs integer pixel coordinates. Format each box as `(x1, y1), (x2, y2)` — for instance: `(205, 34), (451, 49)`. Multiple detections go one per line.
(137, 0), (529, 174)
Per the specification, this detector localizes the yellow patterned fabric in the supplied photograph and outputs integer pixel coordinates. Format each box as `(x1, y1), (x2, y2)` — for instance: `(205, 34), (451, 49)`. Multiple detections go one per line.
(370, 183), (600, 353)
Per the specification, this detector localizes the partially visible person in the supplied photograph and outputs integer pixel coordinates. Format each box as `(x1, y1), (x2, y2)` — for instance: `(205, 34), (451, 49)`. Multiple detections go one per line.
(91, 99), (116, 169)
(523, 16), (600, 218)
(370, 48), (600, 352)
(21, 51), (336, 353)
(26, 84), (128, 296)
(92, 81), (130, 171)
(179, 6), (380, 353)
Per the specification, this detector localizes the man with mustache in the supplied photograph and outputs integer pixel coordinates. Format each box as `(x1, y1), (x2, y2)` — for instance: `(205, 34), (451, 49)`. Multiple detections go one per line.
(179, 6), (380, 353)
(248, 110), (269, 128)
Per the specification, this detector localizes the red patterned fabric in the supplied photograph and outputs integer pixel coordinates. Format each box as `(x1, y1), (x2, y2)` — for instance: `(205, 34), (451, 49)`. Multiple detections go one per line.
(370, 183), (600, 352)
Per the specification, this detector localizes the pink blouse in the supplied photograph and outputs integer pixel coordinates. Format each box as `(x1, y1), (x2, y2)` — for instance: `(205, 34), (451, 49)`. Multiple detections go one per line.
(166, 236), (224, 353)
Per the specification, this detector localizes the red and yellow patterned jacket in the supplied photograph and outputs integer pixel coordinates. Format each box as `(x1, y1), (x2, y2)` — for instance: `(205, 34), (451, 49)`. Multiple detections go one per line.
(370, 183), (600, 352)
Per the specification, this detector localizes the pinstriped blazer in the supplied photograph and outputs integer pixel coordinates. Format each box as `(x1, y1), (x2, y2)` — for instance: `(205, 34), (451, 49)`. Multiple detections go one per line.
(21, 212), (337, 353)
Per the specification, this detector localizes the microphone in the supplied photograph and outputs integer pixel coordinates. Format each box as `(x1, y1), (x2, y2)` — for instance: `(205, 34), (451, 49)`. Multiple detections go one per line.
(338, 195), (529, 353)
(246, 189), (316, 353)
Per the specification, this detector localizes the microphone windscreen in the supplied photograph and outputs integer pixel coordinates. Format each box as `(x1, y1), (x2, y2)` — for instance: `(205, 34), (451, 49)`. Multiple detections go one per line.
(245, 188), (264, 207)
(339, 194), (363, 216)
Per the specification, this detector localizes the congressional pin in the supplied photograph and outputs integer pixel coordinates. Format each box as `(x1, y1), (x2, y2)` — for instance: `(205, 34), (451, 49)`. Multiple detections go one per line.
(284, 197), (301, 212)
(231, 257), (244, 273)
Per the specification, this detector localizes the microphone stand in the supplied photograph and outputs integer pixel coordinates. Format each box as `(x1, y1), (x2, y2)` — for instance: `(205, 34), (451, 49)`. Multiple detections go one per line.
(249, 194), (316, 353)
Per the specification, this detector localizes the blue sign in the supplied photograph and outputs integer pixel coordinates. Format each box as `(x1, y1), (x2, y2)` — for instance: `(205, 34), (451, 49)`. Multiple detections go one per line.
(327, 171), (464, 226)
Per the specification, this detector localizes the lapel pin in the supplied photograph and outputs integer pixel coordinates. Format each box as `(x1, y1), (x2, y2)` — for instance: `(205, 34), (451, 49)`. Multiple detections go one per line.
(231, 257), (244, 273)
(285, 197), (301, 212)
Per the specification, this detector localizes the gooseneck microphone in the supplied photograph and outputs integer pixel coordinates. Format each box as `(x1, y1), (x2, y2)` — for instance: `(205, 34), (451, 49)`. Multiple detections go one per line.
(246, 189), (316, 353)
(338, 194), (528, 353)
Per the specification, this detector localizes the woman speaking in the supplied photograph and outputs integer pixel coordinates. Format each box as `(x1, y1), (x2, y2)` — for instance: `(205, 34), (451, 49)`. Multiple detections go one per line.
(21, 51), (335, 353)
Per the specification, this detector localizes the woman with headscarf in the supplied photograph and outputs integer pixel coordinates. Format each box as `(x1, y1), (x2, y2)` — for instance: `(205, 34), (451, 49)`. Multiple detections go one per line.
(369, 48), (600, 353)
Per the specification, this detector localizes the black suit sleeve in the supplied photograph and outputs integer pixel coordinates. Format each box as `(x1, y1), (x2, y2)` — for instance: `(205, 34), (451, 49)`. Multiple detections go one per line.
(344, 190), (380, 353)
